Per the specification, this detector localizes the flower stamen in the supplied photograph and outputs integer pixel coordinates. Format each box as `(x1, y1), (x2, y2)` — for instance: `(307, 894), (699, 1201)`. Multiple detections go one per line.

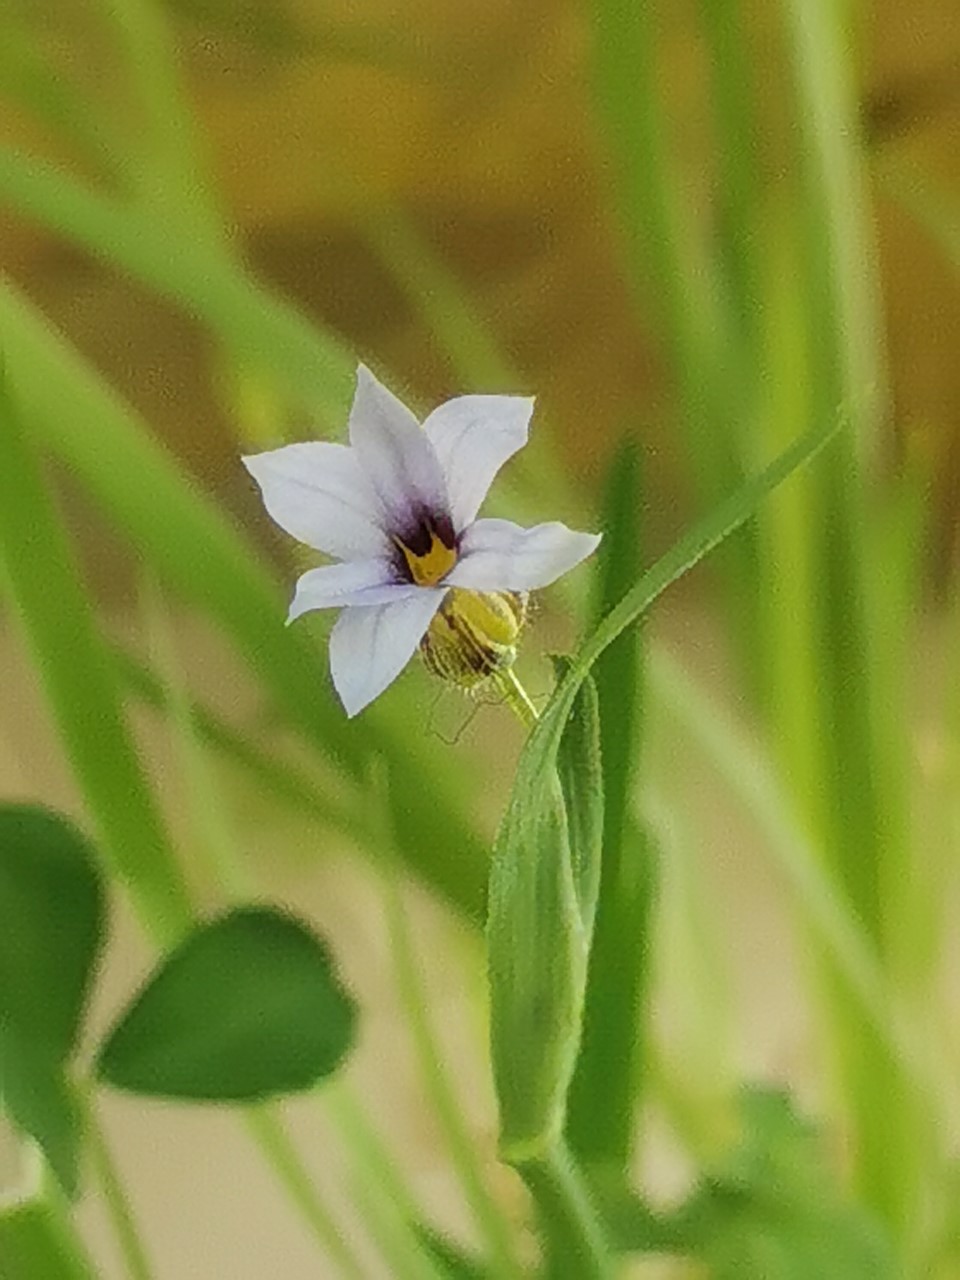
(395, 522), (458, 586)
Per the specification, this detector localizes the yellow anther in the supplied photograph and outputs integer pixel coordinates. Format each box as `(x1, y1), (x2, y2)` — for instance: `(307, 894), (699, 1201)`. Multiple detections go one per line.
(397, 529), (458, 586)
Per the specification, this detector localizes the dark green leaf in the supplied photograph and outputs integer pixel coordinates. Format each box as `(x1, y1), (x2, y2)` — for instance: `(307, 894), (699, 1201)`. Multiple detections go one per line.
(0, 805), (105, 1193)
(0, 806), (105, 1059)
(96, 907), (356, 1101)
(0, 803), (105, 1064)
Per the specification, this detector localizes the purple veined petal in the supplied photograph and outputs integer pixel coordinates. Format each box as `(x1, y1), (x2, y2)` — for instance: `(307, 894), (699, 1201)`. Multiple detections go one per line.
(287, 560), (416, 624)
(423, 394), (534, 530)
(329, 589), (448, 717)
(348, 365), (451, 535)
(446, 518), (602, 592)
(243, 443), (388, 560)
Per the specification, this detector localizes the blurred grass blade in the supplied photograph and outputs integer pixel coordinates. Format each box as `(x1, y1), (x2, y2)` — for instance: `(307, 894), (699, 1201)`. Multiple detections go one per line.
(641, 791), (735, 1163)
(647, 647), (953, 1117)
(591, 0), (727, 468)
(695, 0), (762, 347)
(0, 1148), (96, 1280)
(0, 149), (354, 422)
(380, 865), (522, 1280)
(0, 276), (487, 919)
(111, 644), (356, 837)
(0, 370), (193, 945)
(882, 168), (960, 275)
(590, 0), (762, 674)
(778, 0), (912, 1233)
(0, 21), (128, 185)
(91, 0), (223, 242)
(567, 439), (657, 1169)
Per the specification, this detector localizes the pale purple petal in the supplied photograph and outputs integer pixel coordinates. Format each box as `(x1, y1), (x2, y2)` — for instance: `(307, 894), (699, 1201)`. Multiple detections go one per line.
(243, 443), (387, 560)
(446, 518), (601, 591)
(423, 395), (534, 530)
(329, 589), (447, 717)
(287, 560), (415, 623)
(348, 365), (450, 533)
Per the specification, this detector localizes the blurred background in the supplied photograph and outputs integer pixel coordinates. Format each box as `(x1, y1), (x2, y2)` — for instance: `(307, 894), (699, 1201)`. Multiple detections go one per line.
(0, 0), (959, 1276)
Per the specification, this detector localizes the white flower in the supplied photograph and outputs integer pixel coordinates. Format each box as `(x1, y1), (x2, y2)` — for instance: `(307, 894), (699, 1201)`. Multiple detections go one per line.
(243, 365), (601, 717)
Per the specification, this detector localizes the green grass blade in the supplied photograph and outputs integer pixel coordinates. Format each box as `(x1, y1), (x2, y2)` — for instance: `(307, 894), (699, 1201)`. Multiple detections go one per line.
(777, 0), (916, 1234)
(695, 0), (762, 346)
(0, 372), (193, 945)
(0, 21), (129, 186)
(881, 168), (960, 275)
(91, 0), (223, 241)
(0, 149), (354, 423)
(111, 644), (356, 836)
(647, 648), (953, 1116)
(591, 0), (726, 461)
(590, 0), (763, 672)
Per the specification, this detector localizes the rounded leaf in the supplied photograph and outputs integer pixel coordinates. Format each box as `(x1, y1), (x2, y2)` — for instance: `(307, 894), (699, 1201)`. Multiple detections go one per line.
(96, 907), (356, 1101)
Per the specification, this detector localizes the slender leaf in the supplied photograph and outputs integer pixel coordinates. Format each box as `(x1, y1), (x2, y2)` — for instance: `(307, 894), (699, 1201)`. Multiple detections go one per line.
(882, 168), (960, 276)
(0, 148), (354, 422)
(0, 373), (193, 944)
(567, 438), (656, 1168)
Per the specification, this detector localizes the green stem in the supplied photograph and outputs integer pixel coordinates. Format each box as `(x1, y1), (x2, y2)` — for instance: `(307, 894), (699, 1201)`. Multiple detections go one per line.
(244, 1108), (366, 1280)
(382, 873), (523, 1279)
(86, 1103), (154, 1280)
(513, 1142), (612, 1280)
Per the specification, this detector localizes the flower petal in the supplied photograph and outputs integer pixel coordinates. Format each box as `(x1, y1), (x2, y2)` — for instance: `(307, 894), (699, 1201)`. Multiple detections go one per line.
(447, 518), (601, 591)
(423, 395), (534, 529)
(243, 443), (387, 560)
(287, 560), (414, 623)
(329, 589), (447, 717)
(348, 365), (450, 532)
